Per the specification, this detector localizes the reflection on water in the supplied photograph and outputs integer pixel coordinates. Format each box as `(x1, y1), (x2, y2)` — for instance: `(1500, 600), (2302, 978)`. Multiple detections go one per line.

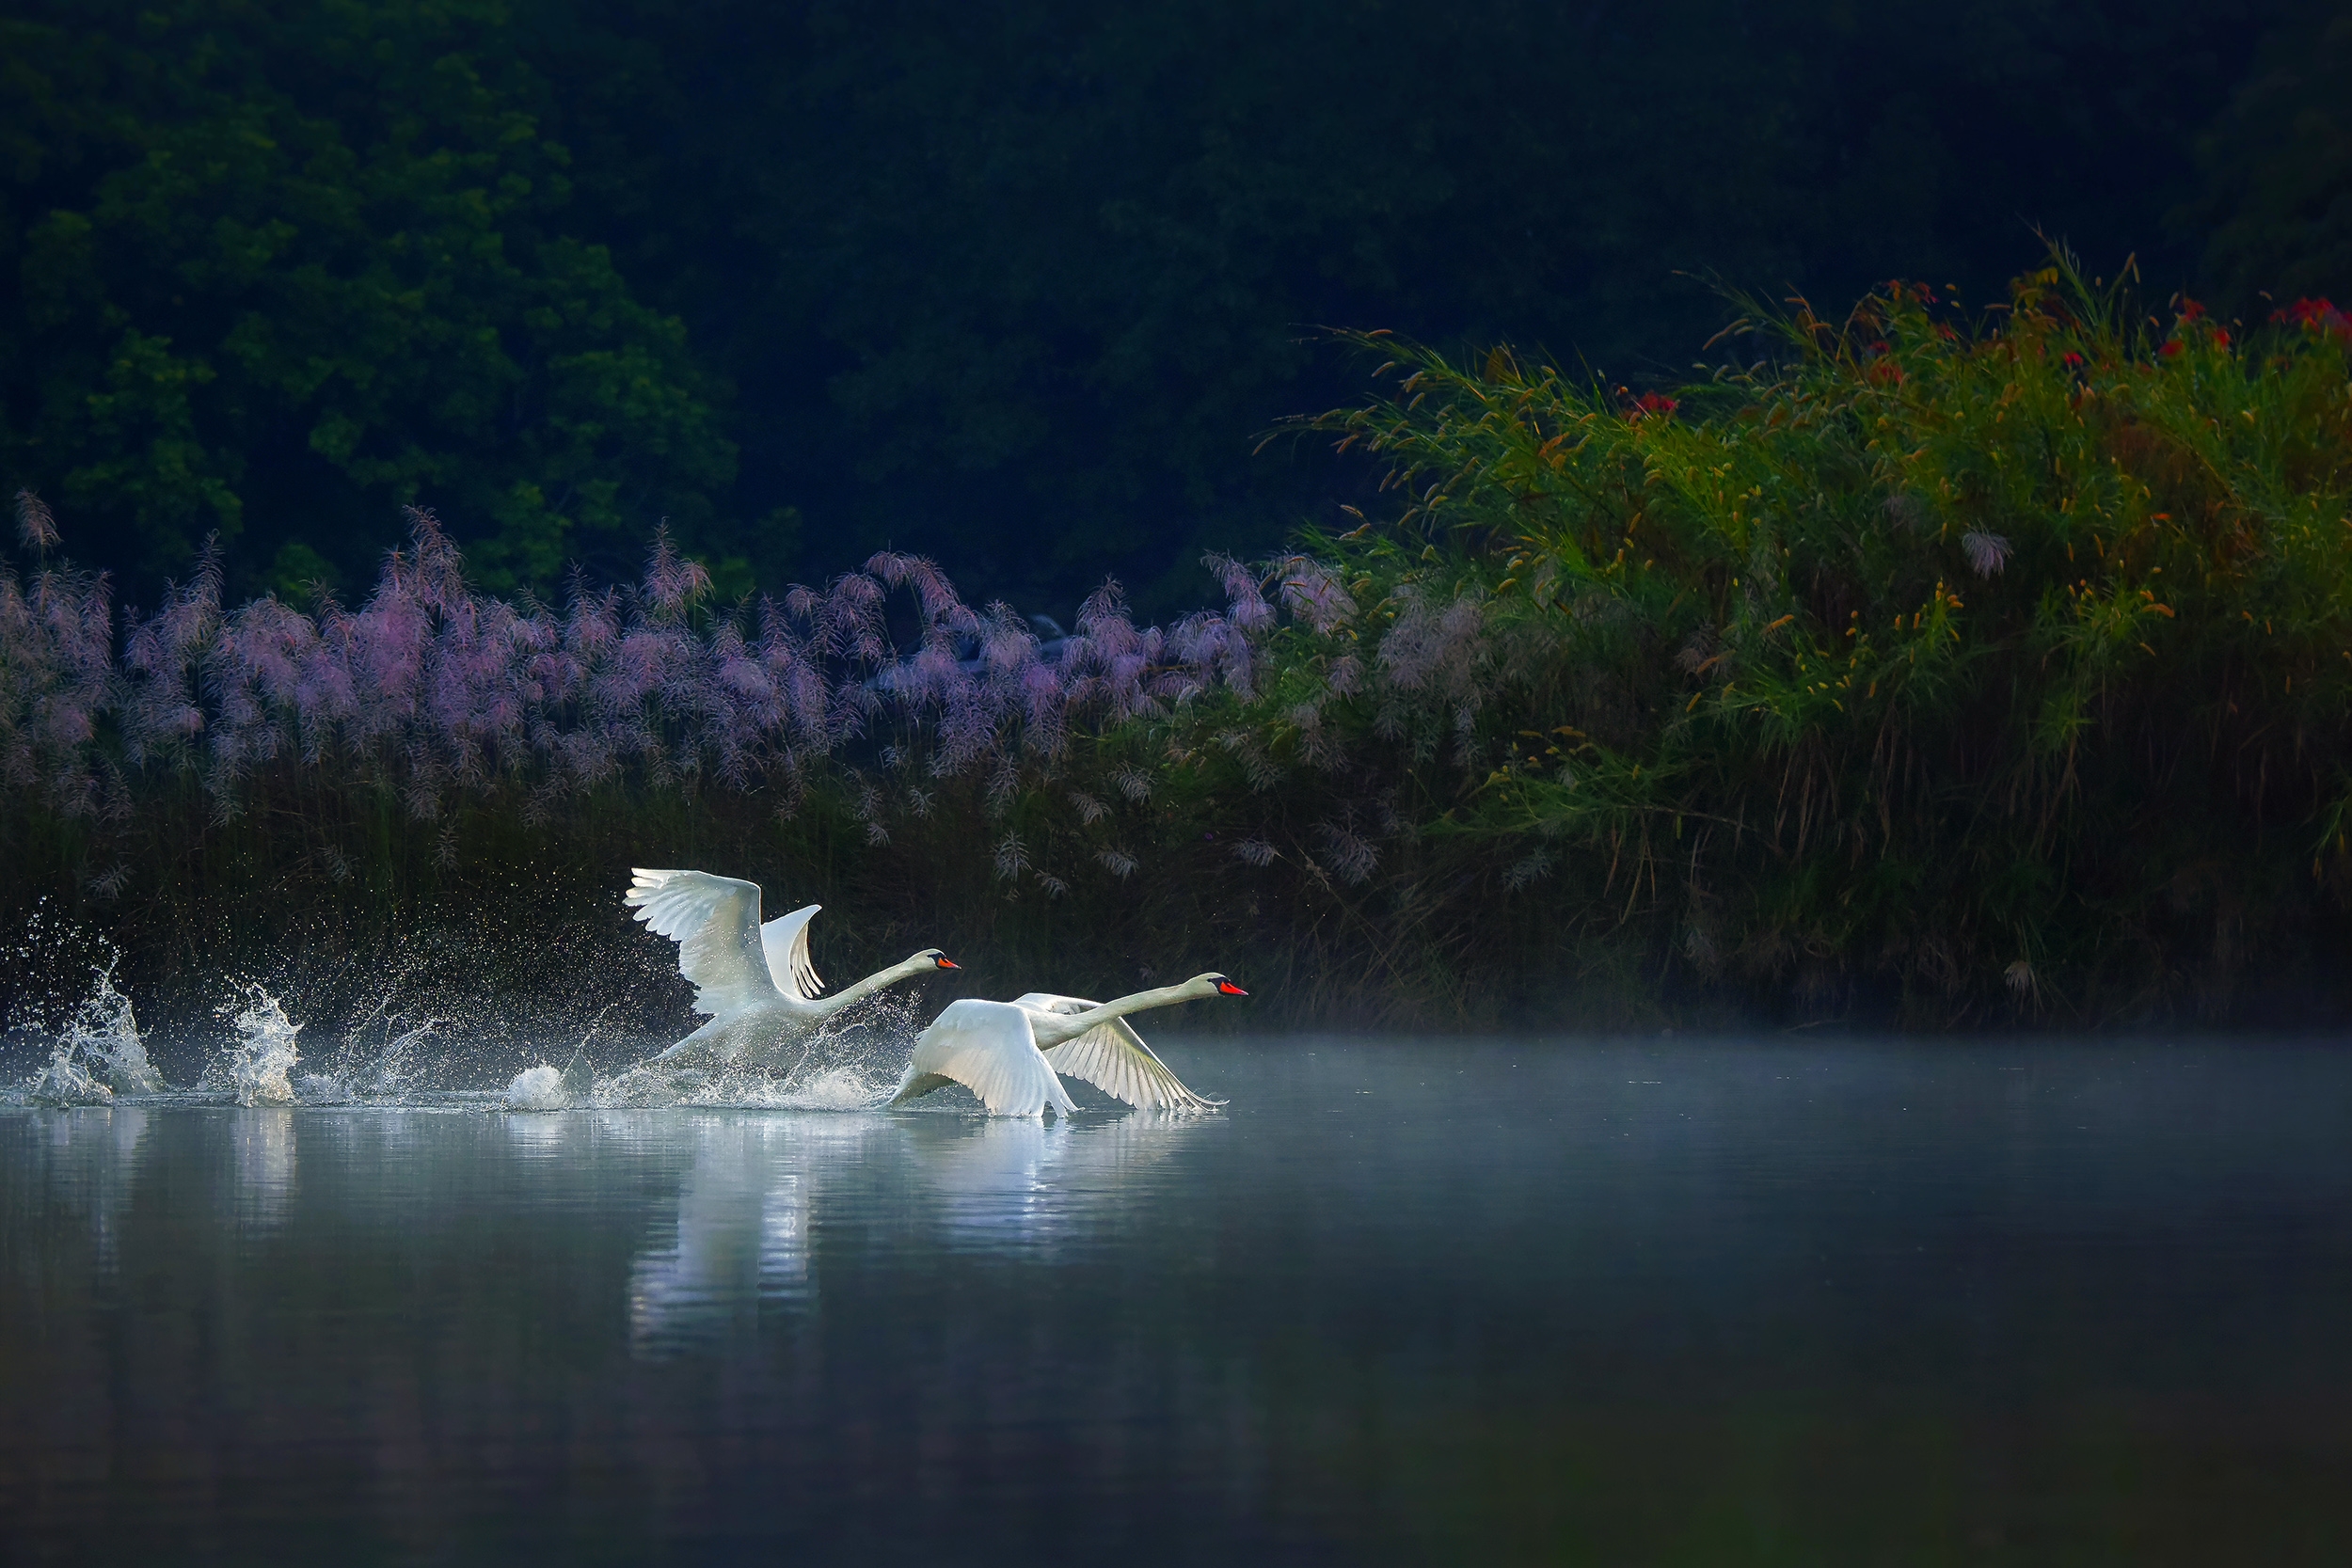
(228, 1106), (297, 1227)
(627, 1114), (833, 1349)
(623, 1111), (1220, 1348)
(4, 1039), (2352, 1564)
(907, 1112), (1216, 1250)
(16, 1106), (150, 1268)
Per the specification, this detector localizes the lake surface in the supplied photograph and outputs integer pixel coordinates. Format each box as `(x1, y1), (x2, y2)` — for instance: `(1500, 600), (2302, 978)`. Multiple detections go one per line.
(5, 1037), (2351, 1563)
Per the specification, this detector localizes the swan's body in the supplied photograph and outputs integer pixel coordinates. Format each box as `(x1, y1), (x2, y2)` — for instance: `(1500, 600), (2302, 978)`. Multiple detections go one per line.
(626, 868), (955, 1069)
(890, 974), (1243, 1116)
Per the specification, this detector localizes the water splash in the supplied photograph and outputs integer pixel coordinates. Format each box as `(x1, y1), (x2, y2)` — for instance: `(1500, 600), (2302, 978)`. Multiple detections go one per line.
(592, 1000), (919, 1112)
(360, 1022), (437, 1097)
(24, 1037), (113, 1106)
(199, 988), (304, 1106)
(74, 962), (164, 1094)
(302, 1016), (444, 1103)
(21, 959), (162, 1104)
(504, 1009), (616, 1111)
(504, 1064), (569, 1111)
(4, 938), (941, 1113)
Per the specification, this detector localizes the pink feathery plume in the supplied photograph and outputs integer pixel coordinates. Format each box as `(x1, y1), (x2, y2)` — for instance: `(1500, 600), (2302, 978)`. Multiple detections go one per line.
(1273, 554), (1357, 634)
(643, 526), (712, 620)
(1204, 553), (1276, 635)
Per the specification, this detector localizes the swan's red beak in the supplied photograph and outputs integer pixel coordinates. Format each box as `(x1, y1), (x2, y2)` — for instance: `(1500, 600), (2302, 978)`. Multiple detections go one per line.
(1216, 979), (1248, 996)
(933, 956), (959, 970)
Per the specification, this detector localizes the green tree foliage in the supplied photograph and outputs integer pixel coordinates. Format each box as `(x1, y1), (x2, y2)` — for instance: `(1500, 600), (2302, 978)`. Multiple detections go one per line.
(1, 0), (2338, 624)
(532, 0), (2307, 617)
(0, 0), (734, 600)
(2185, 1), (2352, 308)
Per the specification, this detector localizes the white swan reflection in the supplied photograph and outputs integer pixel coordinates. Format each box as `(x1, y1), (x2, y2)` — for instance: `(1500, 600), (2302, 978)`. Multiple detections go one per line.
(902, 1113), (1209, 1245)
(627, 1113), (895, 1351)
(624, 1110), (1217, 1348)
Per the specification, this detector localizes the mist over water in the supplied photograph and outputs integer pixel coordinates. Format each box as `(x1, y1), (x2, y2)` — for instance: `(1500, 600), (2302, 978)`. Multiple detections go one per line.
(7, 1037), (2352, 1562)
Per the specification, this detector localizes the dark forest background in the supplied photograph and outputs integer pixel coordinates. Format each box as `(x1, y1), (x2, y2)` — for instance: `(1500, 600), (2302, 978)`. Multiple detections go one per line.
(5, 0), (2347, 624)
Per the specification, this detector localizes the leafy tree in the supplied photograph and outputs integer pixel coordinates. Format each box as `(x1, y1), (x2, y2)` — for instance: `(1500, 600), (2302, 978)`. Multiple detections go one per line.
(0, 0), (736, 602)
(2183, 0), (2352, 309)
(1, 0), (2330, 622)
(532, 0), (2301, 618)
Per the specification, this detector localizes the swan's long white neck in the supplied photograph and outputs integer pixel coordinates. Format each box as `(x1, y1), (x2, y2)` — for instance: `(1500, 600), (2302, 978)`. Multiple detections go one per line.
(1029, 978), (1219, 1050)
(804, 953), (939, 1018)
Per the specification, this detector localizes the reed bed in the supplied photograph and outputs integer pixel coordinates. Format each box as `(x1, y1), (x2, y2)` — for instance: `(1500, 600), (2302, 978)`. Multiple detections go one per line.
(7, 261), (2351, 1027)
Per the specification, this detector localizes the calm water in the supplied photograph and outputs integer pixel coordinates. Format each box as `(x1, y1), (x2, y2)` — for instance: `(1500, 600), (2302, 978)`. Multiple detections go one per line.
(5, 1037), (2351, 1563)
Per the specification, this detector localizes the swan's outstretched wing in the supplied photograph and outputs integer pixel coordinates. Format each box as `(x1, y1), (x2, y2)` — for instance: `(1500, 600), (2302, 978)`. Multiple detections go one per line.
(891, 1000), (1075, 1117)
(759, 903), (825, 1001)
(1040, 1016), (1221, 1111)
(1009, 991), (1220, 1110)
(625, 868), (785, 1018)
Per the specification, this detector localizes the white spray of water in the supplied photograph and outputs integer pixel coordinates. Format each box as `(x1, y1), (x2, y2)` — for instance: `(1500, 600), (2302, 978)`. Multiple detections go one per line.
(298, 1014), (443, 1103)
(24, 1037), (112, 1106)
(591, 1006), (916, 1111)
(360, 1021), (437, 1097)
(504, 1009), (613, 1112)
(199, 989), (304, 1106)
(75, 963), (164, 1094)
(688, 1062), (894, 1111)
(21, 961), (163, 1104)
(504, 1064), (569, 1111)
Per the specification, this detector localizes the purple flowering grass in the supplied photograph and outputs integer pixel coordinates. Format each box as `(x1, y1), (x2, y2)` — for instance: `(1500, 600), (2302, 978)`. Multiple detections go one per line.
(2, 505), (1339, 823)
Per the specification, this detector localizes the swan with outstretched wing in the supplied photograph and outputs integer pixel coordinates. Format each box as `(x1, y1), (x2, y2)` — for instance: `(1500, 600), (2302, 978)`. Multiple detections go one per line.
(890, 974), (1242, 1117)
(626, 868), (956, 1069)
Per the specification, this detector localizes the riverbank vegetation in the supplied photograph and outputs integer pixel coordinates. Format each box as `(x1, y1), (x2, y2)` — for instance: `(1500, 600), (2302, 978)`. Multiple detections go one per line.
(8, 261), (2352, 1028)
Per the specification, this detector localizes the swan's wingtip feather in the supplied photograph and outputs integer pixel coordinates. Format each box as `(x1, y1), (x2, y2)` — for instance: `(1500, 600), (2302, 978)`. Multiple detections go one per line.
(623, 867), (676, 907)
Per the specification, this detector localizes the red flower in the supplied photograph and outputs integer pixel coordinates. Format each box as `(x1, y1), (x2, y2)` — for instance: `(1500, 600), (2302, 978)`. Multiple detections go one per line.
(1629, 391), (1678, 421)
(2212, 328), (2231, 350)
(2276, 297), (2352, 344)
(2178, 297), (2207, 323)
(2062, 351), (2086, 370)
(2159, 341), (2182, 358)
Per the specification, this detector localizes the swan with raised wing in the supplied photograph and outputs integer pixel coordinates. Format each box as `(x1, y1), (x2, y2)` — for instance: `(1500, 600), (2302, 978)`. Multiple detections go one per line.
(626, 868), (958, 1069)
(888, 974), (1244, 1117)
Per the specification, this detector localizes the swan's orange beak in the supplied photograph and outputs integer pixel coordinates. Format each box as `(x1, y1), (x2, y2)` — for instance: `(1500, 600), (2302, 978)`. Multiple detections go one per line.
(1216, 979), (1248, 996)
(933, 955), (959, 970)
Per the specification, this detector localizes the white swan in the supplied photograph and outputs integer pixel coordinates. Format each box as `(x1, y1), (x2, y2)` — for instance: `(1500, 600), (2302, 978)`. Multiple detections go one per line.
(626, 868), (957, 1069)
(889, 974), (1245, 1117)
